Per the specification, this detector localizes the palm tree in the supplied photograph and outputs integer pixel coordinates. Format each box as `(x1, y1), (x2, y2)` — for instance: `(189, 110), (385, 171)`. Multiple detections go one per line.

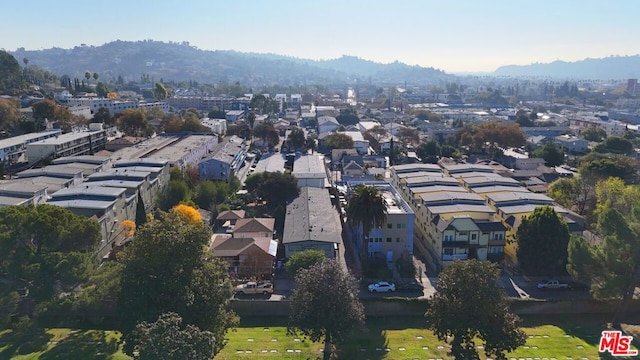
(346, 185), (388, 264)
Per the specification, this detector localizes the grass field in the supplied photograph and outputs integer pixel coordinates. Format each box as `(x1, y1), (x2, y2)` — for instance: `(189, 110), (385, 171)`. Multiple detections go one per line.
(1, 315), (637, 359)
(215, 315), (638, 360)
(0, 328), (129, 360)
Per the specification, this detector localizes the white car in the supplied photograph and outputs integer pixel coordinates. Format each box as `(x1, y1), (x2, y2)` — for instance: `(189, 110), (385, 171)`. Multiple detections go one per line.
(368, 281), (396, 293)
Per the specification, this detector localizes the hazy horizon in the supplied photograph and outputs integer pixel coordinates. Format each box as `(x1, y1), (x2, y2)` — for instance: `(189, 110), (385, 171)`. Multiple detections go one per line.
(2, 0), (638, 73)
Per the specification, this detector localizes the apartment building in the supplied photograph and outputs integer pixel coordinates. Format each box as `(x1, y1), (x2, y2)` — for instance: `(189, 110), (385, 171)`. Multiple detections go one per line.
(0, 130), (62, 163)
(198, 135), (246, 181)
(26, 127), (106, 164)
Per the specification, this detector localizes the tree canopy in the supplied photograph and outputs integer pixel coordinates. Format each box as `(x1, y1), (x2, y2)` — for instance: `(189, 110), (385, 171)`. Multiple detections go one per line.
(324, 133), (354, 150)
(0, 50), (23, 94)
(130, 312), (216, 360)
(532, 142), (565, 166)
(116, 109), (153, 137)
(516, 206), (570, 275)
(253, 122), (280, 149)
(581, 127), (607, 142)
(593, 135), (634, 155)
(456, 121), (525, 153)
(285, 249), (326, 276)
(244, 171), (299, 210)
(286, 127), (306, 150)
(426, 260), (526, 360)
(289, 259), (365, 360)
(119, 209), (237, 354)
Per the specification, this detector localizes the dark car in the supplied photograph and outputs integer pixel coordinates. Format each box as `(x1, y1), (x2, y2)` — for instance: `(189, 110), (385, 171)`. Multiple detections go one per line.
(397, 281), (424, 292)
(568, 281), (590, 291)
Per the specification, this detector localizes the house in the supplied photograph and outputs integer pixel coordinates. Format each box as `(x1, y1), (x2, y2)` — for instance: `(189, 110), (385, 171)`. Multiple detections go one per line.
(283, 187), (342, 258)
(210, 234), (277, 279)
(198, 135), (246, 181)
(233, 218), (276, 239)
(343, 160), (365, 176)
(317, 116), (339, 134)
(292, 155), (329, 188)
(553, 135), (588, 154)
(331, 148), (358, 163)
(215, 209), (246, 232)
(341, 131), (370, 154)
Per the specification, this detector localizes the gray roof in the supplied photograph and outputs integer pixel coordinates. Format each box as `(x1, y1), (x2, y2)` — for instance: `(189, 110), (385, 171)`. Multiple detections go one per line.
(463, 176), (520, 186)
(50, 185), (126, 198)
(28, 130), (104, 146)
(0, 196), (29, 206)
(113, 158), (168, 168)
(87, 169), (151, 181)
(470, 185), (531, 194)
(427, 204), (495, 215)
(147, 134), (217, 163)
(420, 191), (485, 204)
(441, 163), (494, 173)
(17, 166), (84, 179)
(78, 179), (143, 190)
(52, 155), (111, 166)
(451, 171), (503, 179)
(409, 185), (468, 195)
(396, 171), (446, 179)
(2, 176), (73, 193)
(486, 192), (553, 204)
(391, 164), (442, 173)
(283, 187), (341, 245)
(46, 199), (114, 210)
(292, 155), (327, 179)
(404, 176), (459, 186)
(0, 130), (62, 150)
(202, 135), (243, 163)
(497, 204), (567, 215)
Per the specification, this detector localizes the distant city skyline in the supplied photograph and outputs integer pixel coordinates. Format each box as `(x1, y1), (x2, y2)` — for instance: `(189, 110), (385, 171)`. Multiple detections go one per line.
(1, 0), (638, 74)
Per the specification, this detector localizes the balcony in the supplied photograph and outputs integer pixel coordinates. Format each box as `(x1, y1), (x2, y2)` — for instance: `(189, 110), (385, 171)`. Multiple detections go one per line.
(488, 239), (506, 246)
(442, 240), (469, 247)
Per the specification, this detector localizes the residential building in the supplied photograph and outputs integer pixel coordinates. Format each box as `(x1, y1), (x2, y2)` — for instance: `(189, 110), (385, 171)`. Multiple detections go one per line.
(0, 130), (62, 164)
(292, 155), (329, 188)
(346, 181), (414, 262)
(317, 116), (339, 134)
(0, 182), (49, 208)
(198, 135), (246, 181)
(233, 218), (276, 239)
(215, 210), (246, 232)
(146, 134), (218, 170)
(283, 187), (342, 258)
(341, 131), (370, 154)
(552, 135), (588, 154)
(210, 234), (277, 279)
(26, 127), (107, 164)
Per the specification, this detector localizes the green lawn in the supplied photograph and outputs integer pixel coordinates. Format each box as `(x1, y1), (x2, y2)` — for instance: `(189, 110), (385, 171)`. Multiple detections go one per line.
(0, 315), (636, 359)
(0, 328), (129, 360)
(215, 315), (636, 360)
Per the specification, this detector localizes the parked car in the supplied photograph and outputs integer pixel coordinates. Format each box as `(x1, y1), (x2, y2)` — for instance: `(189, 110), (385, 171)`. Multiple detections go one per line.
(368, 281), (396, 293)
(568, 281), (590, 291)
(235, 281), (274, 295)
(536, 280), (569, 290)
(396, 281), (424, 292)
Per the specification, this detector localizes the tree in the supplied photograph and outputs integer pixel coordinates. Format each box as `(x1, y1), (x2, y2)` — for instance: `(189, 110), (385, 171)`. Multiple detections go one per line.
(119, 210), (237, 355)
(426, 260), (526, 360)
(159, 179), (192, 210)
(594, 136), (634, 155)
(92, 72), (99, 83)
(131, 312), (216, 360)
(324, 133), (354, 150)
(456, 121), (525, 153)
(397, 127), (420, 146)
(581, 127), (607, 142)
(84, 71), (91, 84)
(92, 107), (113, 125)
(0, 50), (23, 94)
(547, 176), (594, 215)
(289, 259), (365, 360)
(416, 140), (440, 164)
(244, 172), (299, 209)
(135, 192), (147, 227)
(117, 108), (153, 137)
(579, 152), (638, 184)
(247, 111), (256, 129)
(32, 98), (57, 130)
(225, 123), (251, 139)
(516, 206), (570, 275)
(285, 249), (325, 275)
(532, 142), (565, 166)
(0, 98), (19, 130)
(253, 123), (280, 149)
(346, 185), (388, 262)
(95, 82), (109, 97)
(154, 82), (168, 100)
(286, 127), (305, 150)
(336, 107), (359, 126)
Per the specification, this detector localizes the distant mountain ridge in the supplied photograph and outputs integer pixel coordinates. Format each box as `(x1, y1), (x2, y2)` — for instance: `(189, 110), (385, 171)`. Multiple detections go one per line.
(9, 40), (452, 86)
(493, 55), (640, 79)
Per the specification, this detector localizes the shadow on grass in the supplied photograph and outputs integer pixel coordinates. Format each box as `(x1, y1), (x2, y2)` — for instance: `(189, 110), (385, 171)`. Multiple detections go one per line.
(39, 330), (120, 360)
(520, 313), (633, 346)
(336, 321), (389, 360)
(0, 327), (52, 360)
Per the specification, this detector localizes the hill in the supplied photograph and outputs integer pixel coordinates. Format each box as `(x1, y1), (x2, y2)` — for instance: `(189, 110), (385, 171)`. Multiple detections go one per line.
(9, 40), (452, 86)
(493, 55), (640, 79)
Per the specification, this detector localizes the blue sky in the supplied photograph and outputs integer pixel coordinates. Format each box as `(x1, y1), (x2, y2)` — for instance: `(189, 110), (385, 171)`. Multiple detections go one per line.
(1, 0), (638, 73)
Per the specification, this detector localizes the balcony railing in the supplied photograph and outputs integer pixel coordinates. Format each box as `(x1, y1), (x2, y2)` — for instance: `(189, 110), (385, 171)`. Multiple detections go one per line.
(442, 253), (468, 261)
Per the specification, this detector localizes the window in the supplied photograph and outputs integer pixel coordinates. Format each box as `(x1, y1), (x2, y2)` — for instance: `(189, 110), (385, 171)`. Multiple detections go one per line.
(471, 233), (477, 240)
(489, 246), (503, 254)
(396, 223), (402, 229)
(386, 237), (392, 242)
(396, 237), (401, 242)
(387, 223), (393, 229)
(444, 248), (453, 255)
(494, 233), (504, 241)
(444, 234), (453, 241)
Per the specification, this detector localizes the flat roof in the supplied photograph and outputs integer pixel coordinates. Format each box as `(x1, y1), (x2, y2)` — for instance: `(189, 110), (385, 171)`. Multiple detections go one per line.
(146, 134), (217, 163)
(0, 130), (62, 150)
(17, 166), (84, 178)
(87, 169), (151, 180)
(28, 130), (104, 146)
(109, 135), (182, 161)
(441, 163), (494, 173)
(462, 176), (520, 186)
(255, 153), (287, 173)
(409, 185), (468, 196)
(404, 176), (459, 186)
(427, 204), (495, 215)
(113, 158), (169, 168)
(0, 196), (29, 206)
(47, 199), (114, 210)
(420, 191), (485, 204)
(486, 192), (554, 204)
(202, 135), (243, 163)
(396, 171), (446, 179)
(392, 164), (442, 173)
(51, 185), (126, 198)
(283, 187), (341, 244)
(470, 185), (532, 194)
(2, 176), (73, 193)
(450, 171), (504, 179)
(497, 204), (568, 215)
(0, 181), (48, 195)
(292, 155), (327, 178)
(52, 155), (111, 165)
(80, 179), (143, 190)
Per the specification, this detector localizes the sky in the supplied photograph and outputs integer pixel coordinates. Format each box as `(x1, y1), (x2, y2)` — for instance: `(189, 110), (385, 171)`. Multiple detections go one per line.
(1, 0), (638, 73)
